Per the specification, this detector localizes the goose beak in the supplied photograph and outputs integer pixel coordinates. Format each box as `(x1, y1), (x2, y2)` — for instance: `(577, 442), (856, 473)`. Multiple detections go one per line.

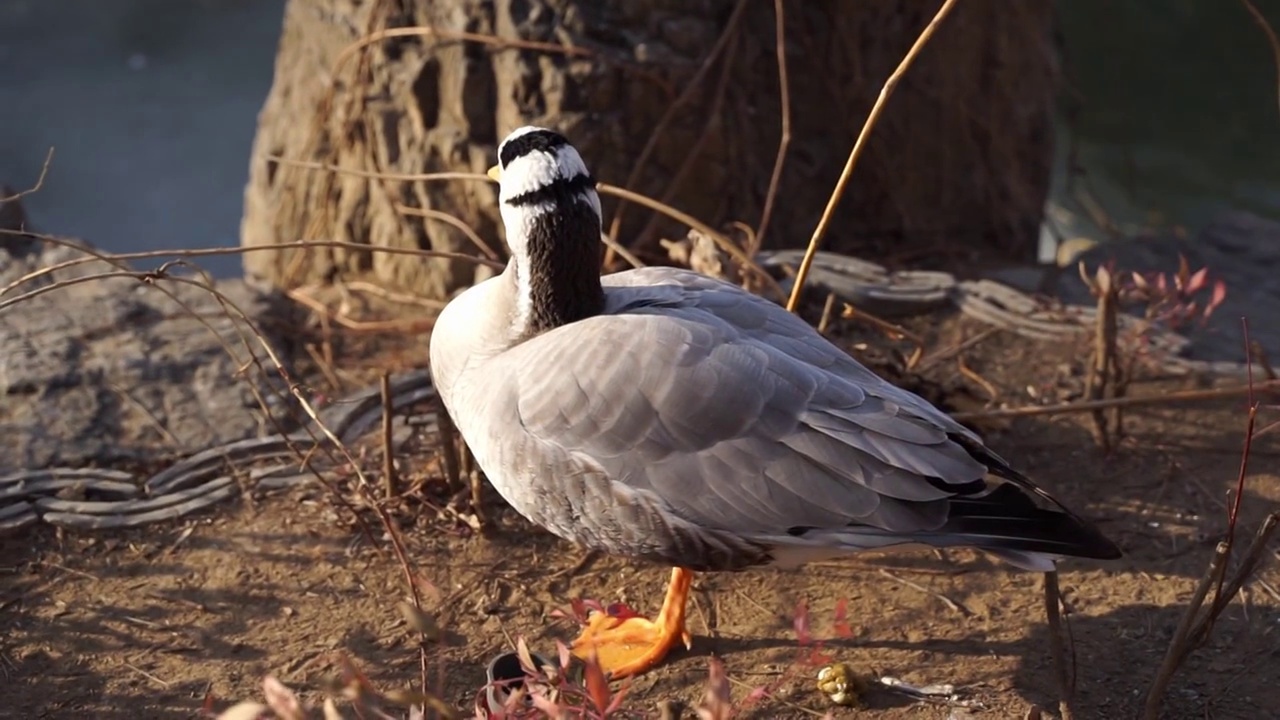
(487, 165), (502, 182)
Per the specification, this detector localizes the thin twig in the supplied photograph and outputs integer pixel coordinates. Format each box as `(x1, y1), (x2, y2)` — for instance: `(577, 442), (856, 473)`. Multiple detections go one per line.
(343, 280), (447, 310)
(1225, 318), (1259, 548)
(751, 0), (792, 255)
(1084, 265), (1123, 451)
(333, 25), (593, 75)
(1240, 0), (1280, 119)
(630, 26), (742, 252)
(436, 394), (463, 497)
(1142, 542), (1230, 720)
(286, 286), (435, 333)
(1192, 514), (1279, 648)
(597, 182), (785, 301)
(816, 292), (837, 335)
(912, 327), (1000, 373)
(394, 203), (500, 260)
(599, 232), (646, 270)
(380, 372), (398, 500)
(547, 549), (602, 582)
(302, 342), (343, 394)
(950, 380), (1280, 421)
(877, 569), (970, 617)
(785, 0), (962, 312)
(957, 357), (999, 403)
(840, 303), (924, 345)
(123, 663), (171, 689)
(603, 0), (751, 262)
(0, 148), (55, 203)
(0, 231), (504, 297)
(265, 156), (487, 184)
(1042, 571), (1076, 720)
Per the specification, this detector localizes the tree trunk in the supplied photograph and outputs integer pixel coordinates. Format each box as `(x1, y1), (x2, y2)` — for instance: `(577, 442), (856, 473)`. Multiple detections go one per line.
(241, 0), (1057, 298)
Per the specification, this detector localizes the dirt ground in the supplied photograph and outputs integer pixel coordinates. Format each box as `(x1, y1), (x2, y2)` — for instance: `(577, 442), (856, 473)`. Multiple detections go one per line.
(3, 313), (1278, 720)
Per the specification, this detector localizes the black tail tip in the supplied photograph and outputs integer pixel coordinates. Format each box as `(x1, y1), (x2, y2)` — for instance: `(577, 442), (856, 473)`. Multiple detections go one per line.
(1068, 521), (1124, 561)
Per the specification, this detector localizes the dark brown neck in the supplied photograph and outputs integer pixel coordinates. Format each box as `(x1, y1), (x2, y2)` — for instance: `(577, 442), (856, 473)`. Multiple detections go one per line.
(516, 199), (605, 337)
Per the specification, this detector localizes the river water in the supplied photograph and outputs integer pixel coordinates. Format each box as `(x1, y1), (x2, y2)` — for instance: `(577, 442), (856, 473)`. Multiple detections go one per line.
(0, 0), (285, 278)
(1046, 0), (1280, 254)
(1, 0), (1277, 278)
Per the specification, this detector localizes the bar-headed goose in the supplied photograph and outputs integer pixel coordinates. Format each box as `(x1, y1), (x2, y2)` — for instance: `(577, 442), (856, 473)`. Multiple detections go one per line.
(430, 126), (1121, 678)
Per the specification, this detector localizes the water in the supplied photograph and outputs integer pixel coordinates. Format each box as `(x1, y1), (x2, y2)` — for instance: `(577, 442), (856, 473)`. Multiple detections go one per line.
(1045, 0), (1280, 254)
(2, 0), (1277, 277)
(0, 0), (285, 278)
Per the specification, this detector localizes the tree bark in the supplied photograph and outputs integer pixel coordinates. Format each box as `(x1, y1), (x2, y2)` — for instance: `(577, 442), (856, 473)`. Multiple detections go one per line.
(241, 0), (1057, 298)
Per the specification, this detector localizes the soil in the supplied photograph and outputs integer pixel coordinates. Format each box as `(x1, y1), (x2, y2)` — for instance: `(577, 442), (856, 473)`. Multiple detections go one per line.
(3, 311), (1278, 720)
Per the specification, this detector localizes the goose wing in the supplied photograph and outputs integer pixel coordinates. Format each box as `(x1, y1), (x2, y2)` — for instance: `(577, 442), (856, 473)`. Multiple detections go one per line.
(496, 269), (1115, 567)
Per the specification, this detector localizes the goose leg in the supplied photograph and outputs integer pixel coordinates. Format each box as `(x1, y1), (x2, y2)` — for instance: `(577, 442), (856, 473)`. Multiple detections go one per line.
(570, 567), (694, 678)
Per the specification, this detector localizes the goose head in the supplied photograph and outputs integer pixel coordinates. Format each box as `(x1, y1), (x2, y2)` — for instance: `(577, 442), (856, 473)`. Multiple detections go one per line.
(488, 126), (606, 337)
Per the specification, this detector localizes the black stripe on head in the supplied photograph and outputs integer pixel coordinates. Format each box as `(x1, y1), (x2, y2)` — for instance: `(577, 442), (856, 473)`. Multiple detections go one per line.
(498, 128), (569, 170)
(506, 173), (597, 208)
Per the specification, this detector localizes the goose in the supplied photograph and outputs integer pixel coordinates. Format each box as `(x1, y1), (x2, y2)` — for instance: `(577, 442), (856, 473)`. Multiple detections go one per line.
(429, 126), (1122, 678)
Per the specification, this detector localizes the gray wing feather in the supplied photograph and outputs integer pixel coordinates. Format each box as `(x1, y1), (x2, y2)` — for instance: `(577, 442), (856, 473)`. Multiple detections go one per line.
(499, 268), (990, 549)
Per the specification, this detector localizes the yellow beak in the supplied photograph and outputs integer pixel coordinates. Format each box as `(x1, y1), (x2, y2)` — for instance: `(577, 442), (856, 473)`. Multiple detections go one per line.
(486, 165), (502, 182)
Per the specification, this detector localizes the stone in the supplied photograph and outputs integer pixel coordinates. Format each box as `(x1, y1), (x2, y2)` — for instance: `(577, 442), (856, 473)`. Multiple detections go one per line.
(0, 236), (291, 472)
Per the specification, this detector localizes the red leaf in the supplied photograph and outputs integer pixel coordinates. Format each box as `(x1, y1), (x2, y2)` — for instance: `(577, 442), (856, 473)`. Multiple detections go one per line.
(605, 679), (631, 715)
(806, 647), (834, 667)
(262, 676), (305, 720)
(696, 658), (733, 720)
(1095, 264), (1112, 292)
(833, 598), (852, 639)
(529, 693), (563, 718)
(558, 597), (605, 624)
(1186, 266), (1209, 295)
(515, 636), (542, 678)
(793, 600), (812, 646)
(605, 602), (641, 620)
(1206, 280), (1228, 318)
(555, 639), (573, 672)
(1077, 261), (1093, 290)
(583, 653), (611, 716)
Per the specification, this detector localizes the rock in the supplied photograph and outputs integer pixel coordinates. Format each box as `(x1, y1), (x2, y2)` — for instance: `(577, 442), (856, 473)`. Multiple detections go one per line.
(241, 0), (1060, 299)
(0, 238), (293, 472)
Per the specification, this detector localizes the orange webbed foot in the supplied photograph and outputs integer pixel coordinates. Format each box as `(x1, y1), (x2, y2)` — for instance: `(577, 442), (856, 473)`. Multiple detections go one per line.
(568, 568), (694, 678)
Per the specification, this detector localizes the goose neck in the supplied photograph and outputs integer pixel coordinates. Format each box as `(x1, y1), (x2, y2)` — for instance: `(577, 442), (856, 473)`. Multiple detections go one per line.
(506, 198), (605, 338)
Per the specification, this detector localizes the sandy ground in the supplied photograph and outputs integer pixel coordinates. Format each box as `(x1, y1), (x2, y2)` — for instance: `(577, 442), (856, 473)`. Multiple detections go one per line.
(3, 314), (1278, 720)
